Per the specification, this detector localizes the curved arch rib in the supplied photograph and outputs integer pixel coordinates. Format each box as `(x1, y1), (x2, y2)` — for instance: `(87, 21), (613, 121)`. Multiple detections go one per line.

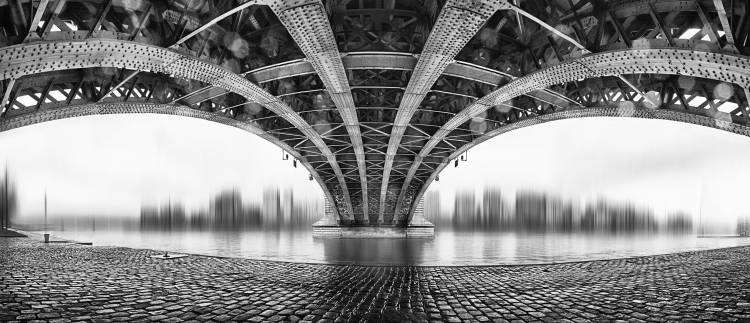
(0, 38), (355, 220)
(0, 102), (341, 214)
(395, 48), (750, 222)
(270, 0), (368, 223)
(405, 105), (750, 220)
(379, 0), (511, 224)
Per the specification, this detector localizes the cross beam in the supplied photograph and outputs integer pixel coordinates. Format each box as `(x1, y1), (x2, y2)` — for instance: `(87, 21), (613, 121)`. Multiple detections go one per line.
(0, 39), (354, 220)
(395, 48), (750, 222)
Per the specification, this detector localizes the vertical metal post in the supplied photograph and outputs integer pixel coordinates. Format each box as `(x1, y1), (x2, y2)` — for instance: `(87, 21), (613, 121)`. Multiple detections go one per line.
(43, 187), (49, 243)
(44, 187), (47, 231)
(3, 165), (7, 230)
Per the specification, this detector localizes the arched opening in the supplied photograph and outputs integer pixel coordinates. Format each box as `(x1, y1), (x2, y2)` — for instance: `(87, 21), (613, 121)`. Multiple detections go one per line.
(0, 114), (327, 248)
(411, 117), (750, 263)
(4, 115), (750, 265)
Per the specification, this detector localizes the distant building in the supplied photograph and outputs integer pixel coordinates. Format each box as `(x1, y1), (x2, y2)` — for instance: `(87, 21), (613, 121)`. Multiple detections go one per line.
(424, 191), (441, 225)
(282, 188), (293, 227)
(262, 187), (281, 228)
(664, 212), (693, 233)
(139, 205), (159, 230)
(481, 187), (506, 229)
(453, 190), (476, 229)
(210, 189), (243, 229)
(546, 197), (573, 232)
(516, 190), (546, 231)
(737, 216), (750, 236)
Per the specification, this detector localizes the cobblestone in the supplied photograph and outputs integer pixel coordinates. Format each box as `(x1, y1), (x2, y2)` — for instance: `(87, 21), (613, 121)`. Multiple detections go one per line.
(2, 238), (750, 322)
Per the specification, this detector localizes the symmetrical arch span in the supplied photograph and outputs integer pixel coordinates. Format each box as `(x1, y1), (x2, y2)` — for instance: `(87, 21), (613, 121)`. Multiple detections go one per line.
(396, 48), (750, 221)
(2, 0), (749, 226)
(0, 102), (340, 216)
(0, 39), (355, 219)
(405, 106), (750, 222)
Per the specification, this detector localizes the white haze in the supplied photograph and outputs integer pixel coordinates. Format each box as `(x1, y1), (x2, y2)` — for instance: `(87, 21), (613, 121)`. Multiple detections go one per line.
(1, 115), (749, 225)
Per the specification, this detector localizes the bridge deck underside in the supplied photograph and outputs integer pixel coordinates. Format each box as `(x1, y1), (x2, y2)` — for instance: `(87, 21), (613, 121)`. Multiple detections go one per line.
(1, 0), (749, 226)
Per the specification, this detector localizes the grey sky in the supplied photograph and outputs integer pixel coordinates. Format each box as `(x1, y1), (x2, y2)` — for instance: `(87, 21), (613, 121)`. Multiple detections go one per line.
(1, 115), (749, 222)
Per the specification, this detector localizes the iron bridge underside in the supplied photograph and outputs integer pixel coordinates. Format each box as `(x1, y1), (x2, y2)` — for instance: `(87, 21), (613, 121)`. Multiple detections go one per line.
(1, 0), (749, 226)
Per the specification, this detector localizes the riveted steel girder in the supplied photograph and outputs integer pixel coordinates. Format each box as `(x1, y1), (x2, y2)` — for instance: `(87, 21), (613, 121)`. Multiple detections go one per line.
(378, 0), (514, 224)
(270, 0), (367, 222)
(3, 0), (750, 228)
(245, 53), (576, 111)
(0, 39), (354, 221)
(396, 48), (750, 222)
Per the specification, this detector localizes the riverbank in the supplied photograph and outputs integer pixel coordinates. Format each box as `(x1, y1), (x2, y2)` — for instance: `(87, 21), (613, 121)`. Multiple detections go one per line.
(1, 236), (750, 322)
(0, 229), (25, 237)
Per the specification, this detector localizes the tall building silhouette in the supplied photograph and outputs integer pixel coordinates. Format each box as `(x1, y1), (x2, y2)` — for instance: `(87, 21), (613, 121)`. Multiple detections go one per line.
(282, 187), (293, 227)
(546, 197), (573, 232)
(516, 190), (547, 231)
(453, 190), (476, 229)
(210, 189), (243, 229)
(262, 187), (281, 228)
(481, 187), (506, 229)
(424, 191), (441, 225)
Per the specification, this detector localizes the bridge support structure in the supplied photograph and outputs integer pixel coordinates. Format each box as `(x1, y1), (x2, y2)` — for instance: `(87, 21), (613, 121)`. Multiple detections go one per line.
(2, 0), (750, 234)
(313, 198), (434, 238)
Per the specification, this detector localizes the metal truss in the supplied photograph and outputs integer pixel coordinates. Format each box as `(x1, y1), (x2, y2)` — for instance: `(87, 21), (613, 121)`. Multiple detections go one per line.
(0, 37), (355, 220)
(2, 0), (750, 226)
(398, 47), (750, 222)
(378, 0), (511, 224)
(270, 0), (368, 223)
(391, 0), (750, 224)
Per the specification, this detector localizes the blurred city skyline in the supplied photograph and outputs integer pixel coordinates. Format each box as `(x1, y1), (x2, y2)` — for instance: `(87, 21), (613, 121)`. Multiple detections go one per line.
(2, 114), (750, 225)
(425, 188), (710, 234)
(12, 184), (748, 236)
(139, 187), (322, 230)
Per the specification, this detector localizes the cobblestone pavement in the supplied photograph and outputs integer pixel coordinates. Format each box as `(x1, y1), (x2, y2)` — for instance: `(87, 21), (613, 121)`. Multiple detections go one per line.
(2, 237), (750, 322)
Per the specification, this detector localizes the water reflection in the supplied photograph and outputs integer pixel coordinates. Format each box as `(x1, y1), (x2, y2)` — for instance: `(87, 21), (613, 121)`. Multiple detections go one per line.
(322, 238), (429, 265)
(11, 184), (750, 265)
(33, 228), (750, 266)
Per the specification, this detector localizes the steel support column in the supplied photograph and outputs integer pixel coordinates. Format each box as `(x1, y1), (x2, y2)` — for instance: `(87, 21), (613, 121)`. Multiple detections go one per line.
(380, 0), (512, 224)
(271, 0), (366, 222)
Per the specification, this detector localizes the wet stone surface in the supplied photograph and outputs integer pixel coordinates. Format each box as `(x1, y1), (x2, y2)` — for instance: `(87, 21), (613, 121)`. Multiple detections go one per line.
(1, 237), (750, 322)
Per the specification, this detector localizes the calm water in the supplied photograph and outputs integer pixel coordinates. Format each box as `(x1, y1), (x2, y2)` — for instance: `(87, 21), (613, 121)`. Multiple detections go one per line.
(33, 229), (750, 266)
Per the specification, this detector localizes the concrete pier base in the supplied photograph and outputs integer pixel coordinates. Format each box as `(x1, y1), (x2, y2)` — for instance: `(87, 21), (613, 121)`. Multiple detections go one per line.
(312, 197), (434, 238)
(312, 224), (434, 238)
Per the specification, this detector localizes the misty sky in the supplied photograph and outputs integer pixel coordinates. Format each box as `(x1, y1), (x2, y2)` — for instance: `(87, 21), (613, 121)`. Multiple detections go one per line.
(1, 114), (750, 223)
(432, 117), (750, 223)
(0, 115), (322, 217)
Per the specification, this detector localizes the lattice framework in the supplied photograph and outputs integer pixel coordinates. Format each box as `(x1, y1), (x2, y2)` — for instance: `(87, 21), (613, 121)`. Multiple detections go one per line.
(1, 0), (749, 225)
